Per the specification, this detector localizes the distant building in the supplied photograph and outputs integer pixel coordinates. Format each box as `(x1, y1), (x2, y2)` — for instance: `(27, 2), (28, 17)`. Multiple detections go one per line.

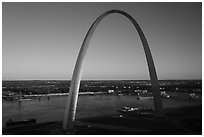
(160, 91), (171, 98)
(108, 90), (114, 93)
(134, 90), (148, 94)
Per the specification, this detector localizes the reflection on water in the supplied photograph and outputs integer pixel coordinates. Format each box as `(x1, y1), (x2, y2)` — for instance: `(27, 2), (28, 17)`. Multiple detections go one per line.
(2, 93), (201, 128)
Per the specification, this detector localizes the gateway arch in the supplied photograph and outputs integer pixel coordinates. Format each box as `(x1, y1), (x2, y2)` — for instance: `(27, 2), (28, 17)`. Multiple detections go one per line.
(63, 9), (164, 130)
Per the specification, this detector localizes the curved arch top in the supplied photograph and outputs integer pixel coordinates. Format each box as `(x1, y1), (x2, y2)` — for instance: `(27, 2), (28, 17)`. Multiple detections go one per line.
(63, 9), (164, 130)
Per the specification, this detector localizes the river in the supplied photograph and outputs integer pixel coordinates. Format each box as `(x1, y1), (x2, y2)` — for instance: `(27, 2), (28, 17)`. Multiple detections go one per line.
(2, 92), (201, 128)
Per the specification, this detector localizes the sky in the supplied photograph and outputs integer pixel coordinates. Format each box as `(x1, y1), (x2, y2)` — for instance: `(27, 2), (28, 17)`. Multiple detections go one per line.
(2, 2), (202, 80)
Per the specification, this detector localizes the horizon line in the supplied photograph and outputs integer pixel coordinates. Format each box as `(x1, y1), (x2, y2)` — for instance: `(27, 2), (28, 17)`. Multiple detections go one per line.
(2, 79), (202, 81)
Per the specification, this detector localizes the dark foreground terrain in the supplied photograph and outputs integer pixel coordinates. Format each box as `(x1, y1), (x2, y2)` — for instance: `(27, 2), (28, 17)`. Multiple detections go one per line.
(2, 105), (202, 135)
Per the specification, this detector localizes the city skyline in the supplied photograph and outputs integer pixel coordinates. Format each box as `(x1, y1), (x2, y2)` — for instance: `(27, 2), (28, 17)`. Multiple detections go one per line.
(2, 2), (202, 80)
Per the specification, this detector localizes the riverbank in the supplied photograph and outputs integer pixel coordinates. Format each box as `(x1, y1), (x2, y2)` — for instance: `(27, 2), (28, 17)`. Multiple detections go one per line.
(3, 104), (202, 135)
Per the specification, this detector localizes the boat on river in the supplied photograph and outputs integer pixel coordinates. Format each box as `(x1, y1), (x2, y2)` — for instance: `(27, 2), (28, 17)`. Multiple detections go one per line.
(6, 118), (36, 127)
(18, 98), (33, 102)
(117, 106), (153, 115)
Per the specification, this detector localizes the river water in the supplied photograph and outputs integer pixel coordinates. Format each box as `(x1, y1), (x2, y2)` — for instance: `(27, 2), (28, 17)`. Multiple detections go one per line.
(2, 93), (201, 128)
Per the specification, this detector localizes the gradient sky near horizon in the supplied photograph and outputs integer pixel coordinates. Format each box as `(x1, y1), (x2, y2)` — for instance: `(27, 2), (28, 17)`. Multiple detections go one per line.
(2, 2), (202, 80)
